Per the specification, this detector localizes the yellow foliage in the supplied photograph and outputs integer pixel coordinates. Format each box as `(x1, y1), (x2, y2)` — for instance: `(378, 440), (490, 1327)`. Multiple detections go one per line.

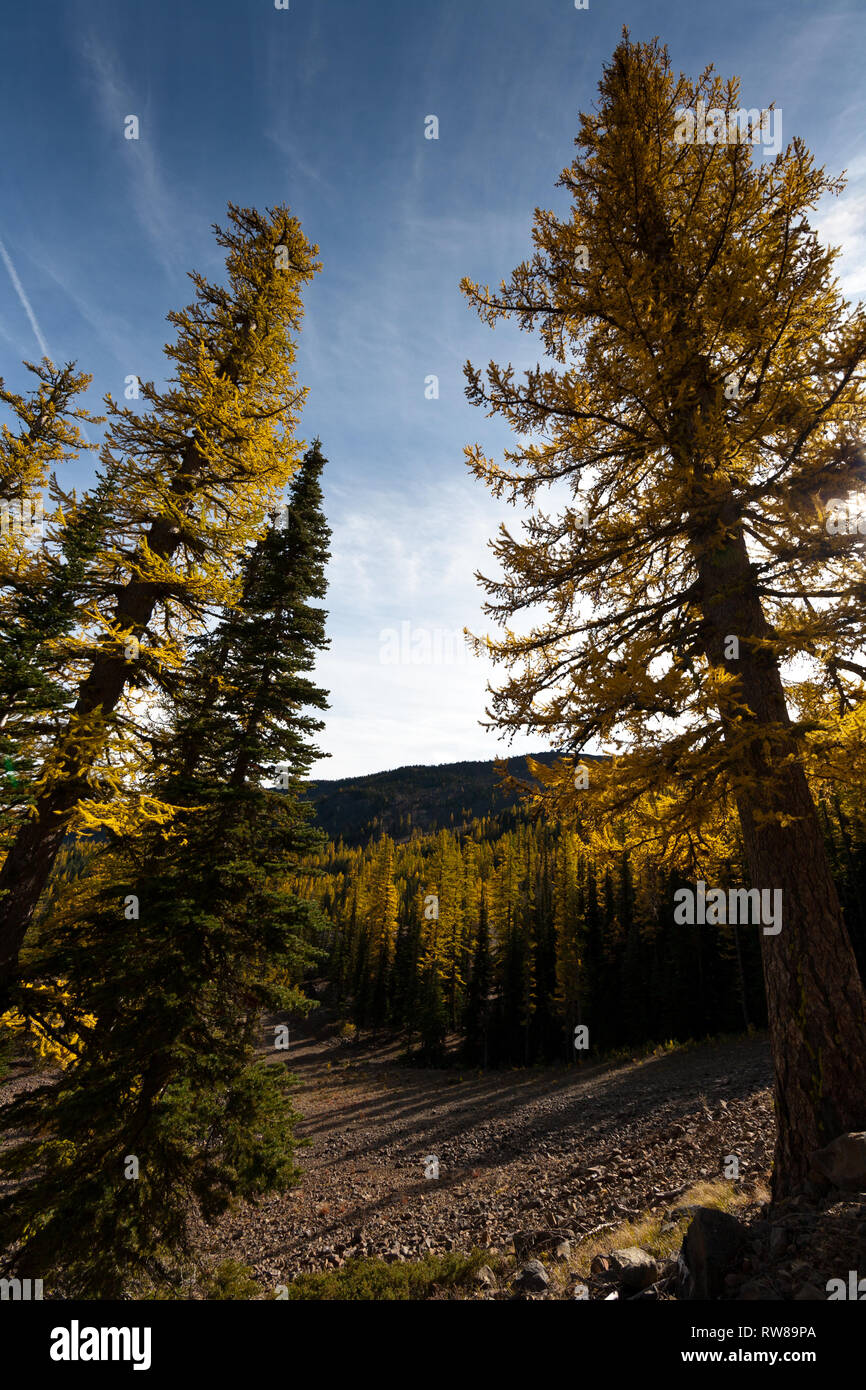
(1, 983), (96, 1069)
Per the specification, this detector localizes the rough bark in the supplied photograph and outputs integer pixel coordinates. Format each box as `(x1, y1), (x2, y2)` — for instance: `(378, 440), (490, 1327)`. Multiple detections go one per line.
(694, 509), (866, 1196)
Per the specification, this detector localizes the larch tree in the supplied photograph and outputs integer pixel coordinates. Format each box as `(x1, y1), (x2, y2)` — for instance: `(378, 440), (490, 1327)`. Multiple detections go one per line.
(461, 31), (866, 1195)
(0, 359), (96, 507)
(0, 361), (101, 819)
(365, 835), (399, 1028)
(0, 205), (320, 1005)
(0, 462), (120, 840)
(463, 887), (493, 1067)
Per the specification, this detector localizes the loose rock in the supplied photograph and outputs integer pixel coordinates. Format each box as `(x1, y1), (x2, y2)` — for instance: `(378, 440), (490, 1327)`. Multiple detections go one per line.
(607, 1246), (659, 1292)
(513, 1259), (550, 1292)
(678, 1207), (747, 1300)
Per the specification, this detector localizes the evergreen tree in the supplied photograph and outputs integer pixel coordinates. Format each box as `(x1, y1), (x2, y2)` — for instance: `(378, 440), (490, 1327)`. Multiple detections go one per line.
(418, 969), (448, 1065)
(463, 889), (493, 1066)
(391, 891), (422, 1054)
(0, 443), (332, 1295)
(0, 205), (321, 1005)
(553, 836), (581, 1060)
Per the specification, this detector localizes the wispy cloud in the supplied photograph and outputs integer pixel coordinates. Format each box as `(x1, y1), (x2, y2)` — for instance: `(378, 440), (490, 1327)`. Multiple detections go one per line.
(0, 234), (51, 359)
(79, 33), (183, 277)
(816, 151), (866, 303)
(264, 128), (338, 196)
(25, 247), (134, 367)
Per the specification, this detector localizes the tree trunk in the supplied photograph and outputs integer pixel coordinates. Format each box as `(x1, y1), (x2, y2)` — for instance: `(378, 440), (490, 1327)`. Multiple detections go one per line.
(694, 510), (866, 1196)
(0, 456), (202, 1006)
(731, 921), (750, 1032)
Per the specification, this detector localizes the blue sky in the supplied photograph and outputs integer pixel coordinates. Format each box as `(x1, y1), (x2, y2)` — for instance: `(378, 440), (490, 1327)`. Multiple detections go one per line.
(2, 0), (864, 778)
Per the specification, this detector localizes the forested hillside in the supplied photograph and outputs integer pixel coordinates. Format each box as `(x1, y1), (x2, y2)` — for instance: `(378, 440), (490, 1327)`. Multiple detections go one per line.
(296, 779), (866, 1068)
(304, 751), (563, 845)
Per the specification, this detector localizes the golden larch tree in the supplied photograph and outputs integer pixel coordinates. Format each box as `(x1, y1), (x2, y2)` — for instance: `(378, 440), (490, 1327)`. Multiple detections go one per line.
(462, 32), (866, 1196)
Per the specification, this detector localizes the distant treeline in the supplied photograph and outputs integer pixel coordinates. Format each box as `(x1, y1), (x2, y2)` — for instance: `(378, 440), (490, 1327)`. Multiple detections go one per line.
(296, 794), (866, 1068)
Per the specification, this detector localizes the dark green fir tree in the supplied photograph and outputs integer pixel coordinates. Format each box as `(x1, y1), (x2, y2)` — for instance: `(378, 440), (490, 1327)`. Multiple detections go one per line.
(0, 442), (332, 1297)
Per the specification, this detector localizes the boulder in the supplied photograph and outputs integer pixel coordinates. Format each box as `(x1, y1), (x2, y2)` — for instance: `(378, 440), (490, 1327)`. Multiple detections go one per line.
(607, 1246), (659, 1292)
(810, 1133), (866, 1191)
(677, 1207), (747, 1300)
(513, 1259), (550, 1292)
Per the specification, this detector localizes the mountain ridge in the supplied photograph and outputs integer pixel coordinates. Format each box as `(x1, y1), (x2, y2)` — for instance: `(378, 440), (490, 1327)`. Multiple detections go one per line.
(304, 749), (568, 846)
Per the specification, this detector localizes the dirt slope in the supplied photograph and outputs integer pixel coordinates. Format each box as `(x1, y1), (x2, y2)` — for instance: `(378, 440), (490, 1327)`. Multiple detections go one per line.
(202, 1031), (774, 1286)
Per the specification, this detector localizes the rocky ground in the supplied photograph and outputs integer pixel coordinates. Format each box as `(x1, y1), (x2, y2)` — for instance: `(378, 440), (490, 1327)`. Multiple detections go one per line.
(7, 1016), (863, 1299)
(198, 1022), (779, 1294)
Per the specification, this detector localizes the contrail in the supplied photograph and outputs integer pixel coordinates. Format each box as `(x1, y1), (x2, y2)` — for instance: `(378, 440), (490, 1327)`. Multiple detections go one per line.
(0, 233), (93, 447)
(0, 233), (51, 360)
